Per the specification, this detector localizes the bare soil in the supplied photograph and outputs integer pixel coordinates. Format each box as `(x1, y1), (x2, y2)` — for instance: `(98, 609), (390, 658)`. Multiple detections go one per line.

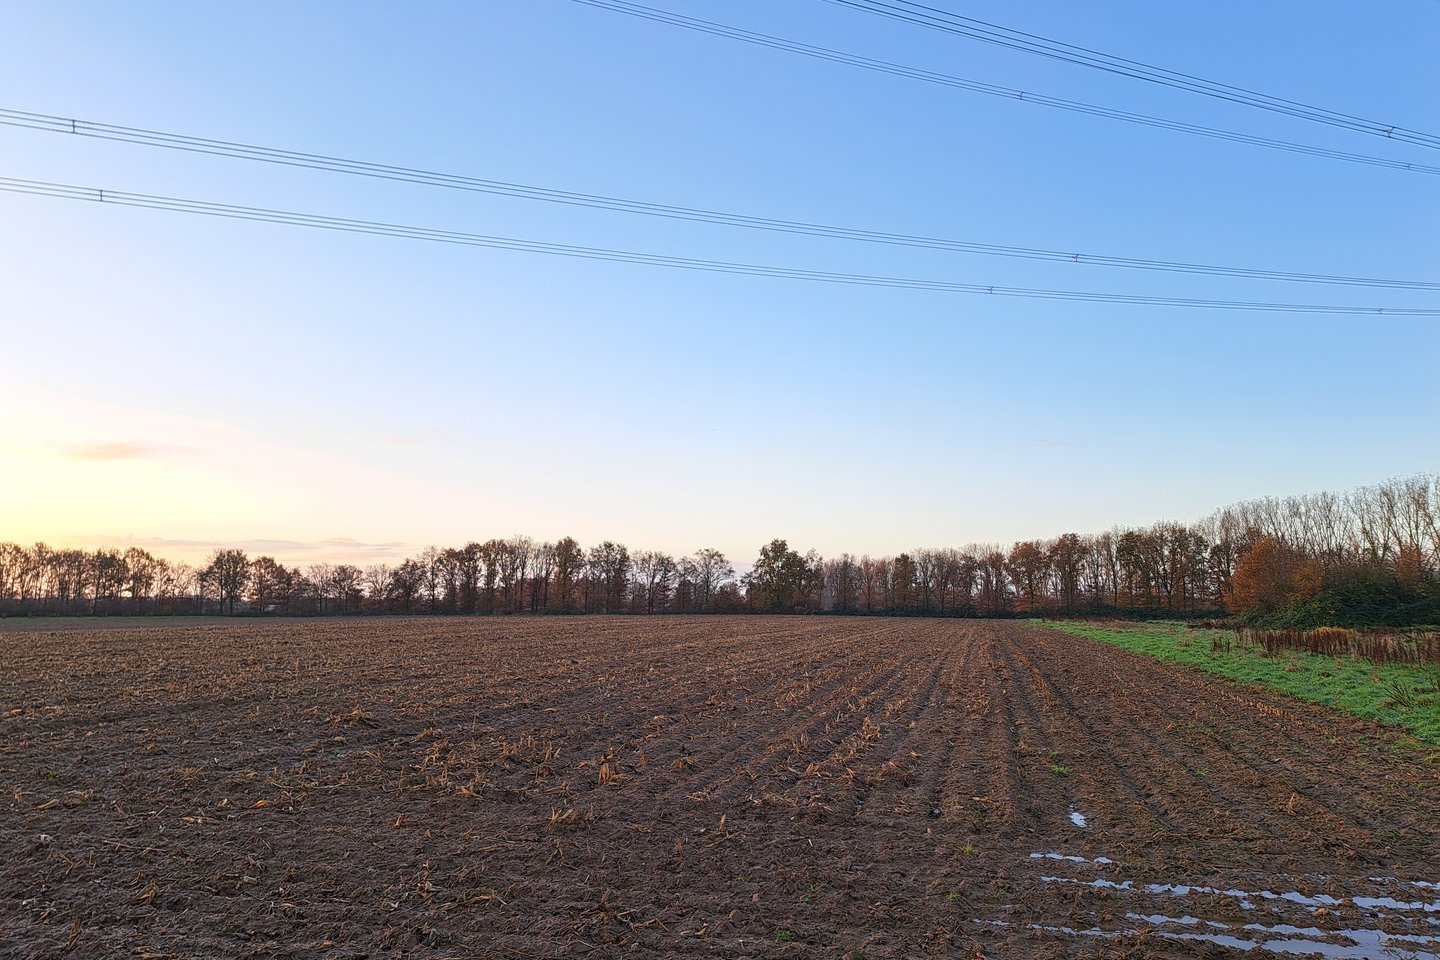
(2, 616), (1437, 958)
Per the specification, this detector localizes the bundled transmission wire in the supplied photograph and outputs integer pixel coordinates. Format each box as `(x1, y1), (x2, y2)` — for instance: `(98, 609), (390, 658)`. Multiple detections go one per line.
(2, 176), (1435, 316)
(2, 108), (1436, 292)
(824, 0), (1440, 150)
(567, 0), (1439, 174)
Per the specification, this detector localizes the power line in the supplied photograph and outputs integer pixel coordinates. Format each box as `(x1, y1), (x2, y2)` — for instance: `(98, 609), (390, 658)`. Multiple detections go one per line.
(823, 0), (1440, 151)
(565, 0), (1440, 174)
(2, 176), (1434, 315)
(3, 108), (1437, 292)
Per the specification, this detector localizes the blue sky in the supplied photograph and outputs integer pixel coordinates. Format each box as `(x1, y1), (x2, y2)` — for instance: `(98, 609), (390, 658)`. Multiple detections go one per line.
(2, 0), (1437, 567)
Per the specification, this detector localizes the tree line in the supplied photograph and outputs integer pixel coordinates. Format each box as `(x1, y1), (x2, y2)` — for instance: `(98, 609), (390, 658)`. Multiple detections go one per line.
(1, 474), (1435, 626)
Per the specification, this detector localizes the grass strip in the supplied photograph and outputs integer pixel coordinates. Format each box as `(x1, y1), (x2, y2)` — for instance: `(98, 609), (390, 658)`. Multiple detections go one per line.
(1039, 619), (1440, 747)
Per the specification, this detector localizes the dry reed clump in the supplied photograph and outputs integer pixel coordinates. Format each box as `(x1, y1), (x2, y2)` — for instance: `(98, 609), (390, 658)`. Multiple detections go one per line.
(1238, 626), (1440, 664)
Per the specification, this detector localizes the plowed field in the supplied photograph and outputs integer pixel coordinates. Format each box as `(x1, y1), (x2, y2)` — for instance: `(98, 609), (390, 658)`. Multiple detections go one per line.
(2, 617), (1437, 959)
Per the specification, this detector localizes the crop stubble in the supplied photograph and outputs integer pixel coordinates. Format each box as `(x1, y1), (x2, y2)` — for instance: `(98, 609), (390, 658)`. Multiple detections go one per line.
(1, 617), (1437, 958)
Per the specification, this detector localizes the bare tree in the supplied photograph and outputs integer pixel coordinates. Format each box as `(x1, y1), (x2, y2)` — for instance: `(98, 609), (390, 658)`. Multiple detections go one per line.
(201, 549), (250, 615)
(551, 537), (584, 613)
(857, 555), (888, 613)
(821, 553), (859, 613)
(499, 536), (534, 614)
(631, 549), (677, 614)
(362, 564), (392, 610)
(304, 563), (334, 614)
(689, 547), (734, 613)
(977, 547), (1009, 615)
(587, 541), (630, 613)
(331, 564), (364, 612)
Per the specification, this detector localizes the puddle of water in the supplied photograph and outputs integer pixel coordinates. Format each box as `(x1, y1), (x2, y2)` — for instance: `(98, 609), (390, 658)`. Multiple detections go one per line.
(1027, 859), (1440, 955)
(1068, 807), (1088, 827)
(1354, 896), (1440, 914)
(1024, 919), (1440, 959)
(1243, 924), (1440, 949)
(1126, 912), (1229, 930)
(1226, 886), (1341, 908)
(1041, 874), (1132, 891)
(1030, 922), (1121, 939)
(1041, 874), (1359, 912)
(1162, 931), (1266, 952)
(1030, 852), (1114, 865)
(1370, 879), (1440, 892)
(1245, 923), (1337, 938)
(1228, 931), (1439, 959)
(1145, 881), (1261, 908)
(1257, 938), (1439, 960)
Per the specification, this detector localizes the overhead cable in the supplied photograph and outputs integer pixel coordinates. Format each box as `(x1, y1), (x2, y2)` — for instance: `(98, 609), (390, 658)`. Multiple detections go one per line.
(565, 0), (1440, 173)
(2, 109), (1436, 292)
(823, 0), (1440, 150)
(2, 176), (1434, 315)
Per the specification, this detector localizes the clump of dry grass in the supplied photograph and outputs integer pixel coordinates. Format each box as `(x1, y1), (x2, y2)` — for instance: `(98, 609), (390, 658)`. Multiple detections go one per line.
(1241, 626), (1440, 664)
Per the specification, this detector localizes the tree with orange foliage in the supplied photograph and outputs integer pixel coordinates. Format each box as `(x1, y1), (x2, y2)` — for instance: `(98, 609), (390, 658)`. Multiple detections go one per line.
(1229, 537), (1323, 616)
(1229, 538), (1288, 615)
(1007, 540), (1049, 613)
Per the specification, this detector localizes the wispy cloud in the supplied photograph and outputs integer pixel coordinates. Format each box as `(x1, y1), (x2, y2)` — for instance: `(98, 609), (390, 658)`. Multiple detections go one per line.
(65, 535), (410, 562)
(1035, 438), (1066, 448)
(60, 442), (186, 462)
(317, 537), (406, 552)
(348, 428), (451, 448)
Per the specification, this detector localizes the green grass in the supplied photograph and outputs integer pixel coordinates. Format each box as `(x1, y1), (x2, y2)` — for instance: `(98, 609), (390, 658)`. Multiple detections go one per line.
(1039, 620), (1440, 746)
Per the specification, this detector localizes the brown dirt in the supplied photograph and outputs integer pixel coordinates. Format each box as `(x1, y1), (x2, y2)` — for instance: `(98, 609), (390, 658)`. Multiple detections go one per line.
(1, 616), (1437, 959)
